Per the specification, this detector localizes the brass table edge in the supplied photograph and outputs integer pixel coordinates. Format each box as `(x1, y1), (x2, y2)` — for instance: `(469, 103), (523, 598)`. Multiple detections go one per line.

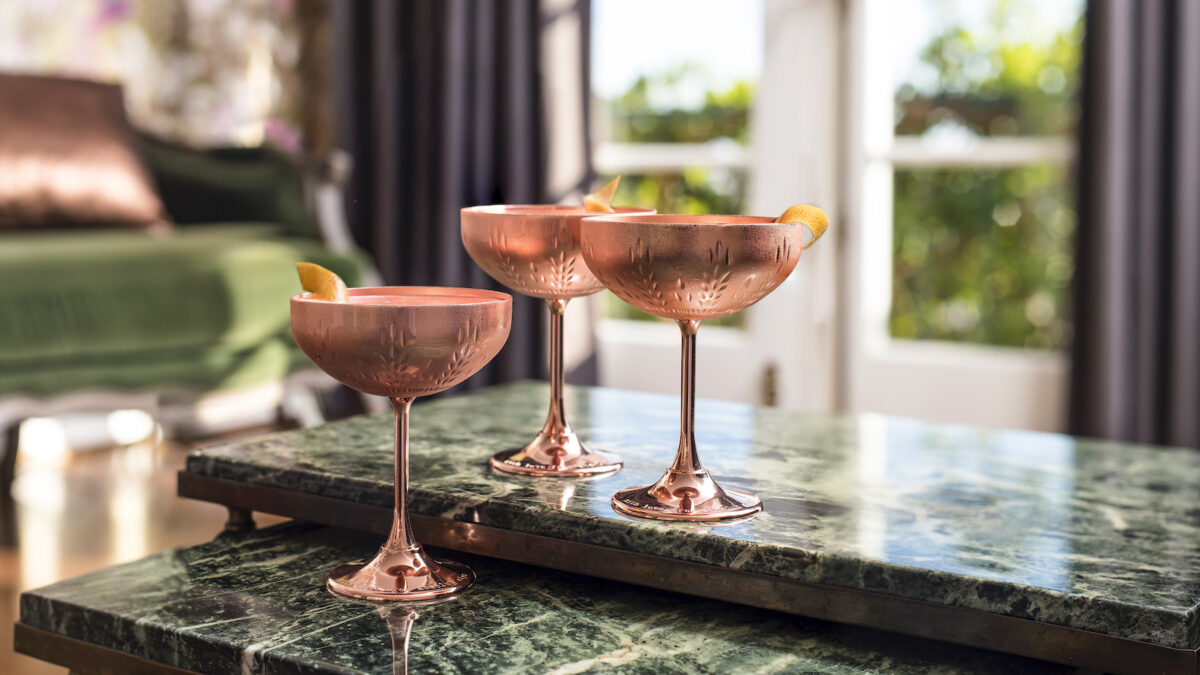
(175, 471), (1200, 675)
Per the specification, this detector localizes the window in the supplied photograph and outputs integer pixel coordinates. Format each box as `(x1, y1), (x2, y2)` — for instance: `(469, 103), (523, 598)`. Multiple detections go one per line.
(588, 0), (841, 410)
(883, 0), (1083, 349)
(591, 0), (762, 328)
(846, 0), (1085, 430)
(589, 0), (1080, 428)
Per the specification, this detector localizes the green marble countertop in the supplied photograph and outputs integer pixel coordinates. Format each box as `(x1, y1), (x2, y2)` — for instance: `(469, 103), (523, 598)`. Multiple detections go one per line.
(186, 382), (1200, 650)
(19, 522), (1074, 674)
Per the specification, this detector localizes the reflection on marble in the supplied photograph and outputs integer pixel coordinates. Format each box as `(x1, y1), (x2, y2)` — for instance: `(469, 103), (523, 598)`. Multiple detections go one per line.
(379, 604), (420, 675)
(186, 382), (1200, 648)
(19, 523), (1074, 674)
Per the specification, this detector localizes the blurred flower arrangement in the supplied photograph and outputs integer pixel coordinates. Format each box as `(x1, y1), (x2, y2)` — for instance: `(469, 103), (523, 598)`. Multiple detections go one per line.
(0, 0), (322, 151)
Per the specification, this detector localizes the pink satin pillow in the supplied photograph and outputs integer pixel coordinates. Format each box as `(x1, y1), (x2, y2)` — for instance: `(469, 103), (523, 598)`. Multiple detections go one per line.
(0, 73), (169, 230)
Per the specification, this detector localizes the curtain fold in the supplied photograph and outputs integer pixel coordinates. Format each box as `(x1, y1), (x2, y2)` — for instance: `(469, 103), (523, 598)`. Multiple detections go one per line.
(1070, 0), (1200, 445)
(332, 0), (593, 389)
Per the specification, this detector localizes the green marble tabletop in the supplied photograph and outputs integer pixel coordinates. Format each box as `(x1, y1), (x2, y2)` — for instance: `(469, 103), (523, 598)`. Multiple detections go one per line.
(185, 382), (1200, 650)
(19, 522), (1075, 674)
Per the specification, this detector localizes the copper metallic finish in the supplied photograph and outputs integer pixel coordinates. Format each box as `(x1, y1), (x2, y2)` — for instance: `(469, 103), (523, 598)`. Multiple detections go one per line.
(581, 214), (805, 521)
(290, 287), (511, 399)
(461, 205), (655, 477)
(291, 286), (511, 601)
(461, 205), (654, 299)
(579, 214), (804, 321)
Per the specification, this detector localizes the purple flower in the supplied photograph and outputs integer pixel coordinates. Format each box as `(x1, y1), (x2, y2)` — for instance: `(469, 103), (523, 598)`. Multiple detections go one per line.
(264, 118), (303, 154)
(94, 0), (131, 27)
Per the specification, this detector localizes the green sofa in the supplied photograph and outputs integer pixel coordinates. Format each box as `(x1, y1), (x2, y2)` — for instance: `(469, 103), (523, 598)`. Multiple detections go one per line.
(0, 137), (369, 484)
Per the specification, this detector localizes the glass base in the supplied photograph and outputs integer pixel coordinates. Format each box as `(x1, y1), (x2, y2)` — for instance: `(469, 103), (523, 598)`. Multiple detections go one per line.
(326, 544), (475, 602)
(611, 468), (762, 521)
(490, 427), (622, 477)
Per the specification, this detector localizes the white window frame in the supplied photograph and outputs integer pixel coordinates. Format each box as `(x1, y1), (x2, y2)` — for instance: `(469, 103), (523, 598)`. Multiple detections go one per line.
(591, 0), (1072, 431)
(841, 0), (1073, 432)
(592, 0), (842, 411)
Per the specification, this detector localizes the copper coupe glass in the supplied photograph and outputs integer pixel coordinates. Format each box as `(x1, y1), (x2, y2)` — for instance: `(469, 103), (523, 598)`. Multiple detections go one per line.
(581, 214), (805, 521)
(461, 204), (654, 477)
(291, 287), (512, 601)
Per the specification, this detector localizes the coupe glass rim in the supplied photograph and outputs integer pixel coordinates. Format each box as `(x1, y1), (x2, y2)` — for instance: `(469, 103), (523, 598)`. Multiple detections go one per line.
(462, 204), (656, 217)
(290, 285), (512, 308)
(581, 213), (782, 226)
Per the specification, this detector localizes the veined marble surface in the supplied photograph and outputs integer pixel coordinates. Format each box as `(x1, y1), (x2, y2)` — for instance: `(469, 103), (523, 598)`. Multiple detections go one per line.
(187, 382), (1200, 649)
(20, 523), (1074, 674)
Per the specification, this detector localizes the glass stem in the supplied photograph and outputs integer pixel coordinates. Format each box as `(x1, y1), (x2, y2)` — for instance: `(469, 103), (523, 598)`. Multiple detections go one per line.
(386, 397), (420, 552)
(671, 320), (703, 473)
(543, 298), (569, 434)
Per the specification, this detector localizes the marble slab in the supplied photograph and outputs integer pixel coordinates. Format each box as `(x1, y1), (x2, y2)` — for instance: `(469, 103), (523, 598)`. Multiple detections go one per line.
(18, 522), (1075, 674)
(183, 382), (1200, 652)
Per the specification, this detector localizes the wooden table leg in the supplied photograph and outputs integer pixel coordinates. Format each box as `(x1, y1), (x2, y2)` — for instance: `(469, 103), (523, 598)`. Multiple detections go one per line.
(223, 507), (256, 533)
(1, 422), (20, 492)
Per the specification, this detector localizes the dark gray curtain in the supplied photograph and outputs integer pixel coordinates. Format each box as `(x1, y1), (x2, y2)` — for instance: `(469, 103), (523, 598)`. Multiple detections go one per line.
(331, 0), (593, 388)
(1070, 0), (1200, 445)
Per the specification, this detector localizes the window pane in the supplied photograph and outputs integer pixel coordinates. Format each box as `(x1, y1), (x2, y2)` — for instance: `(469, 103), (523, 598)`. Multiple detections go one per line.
(890, 166), (1074, 349)
(601, 171), (747, 216)
(599, 73), (755, 144)
(887, 0), (1084, 138)
(591, 0), (761, 330)
(592, 0), (761, 144)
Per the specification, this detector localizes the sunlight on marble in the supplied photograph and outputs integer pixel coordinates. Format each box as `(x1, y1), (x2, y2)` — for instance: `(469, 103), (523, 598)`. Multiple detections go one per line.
(853, 414), (889, 560)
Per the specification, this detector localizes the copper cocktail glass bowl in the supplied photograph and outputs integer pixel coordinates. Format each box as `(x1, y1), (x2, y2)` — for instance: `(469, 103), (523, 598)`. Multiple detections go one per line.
(581, 214), (804, 521)
(461, 204), (655, 477)
(291, 287), (512, 601)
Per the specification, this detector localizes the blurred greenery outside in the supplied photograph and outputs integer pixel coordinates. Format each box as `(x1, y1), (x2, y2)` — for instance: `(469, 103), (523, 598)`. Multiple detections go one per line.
(595, 2), (1082, 347)
(892, 166), (1074, 348)
(889, 4), (1083, 349)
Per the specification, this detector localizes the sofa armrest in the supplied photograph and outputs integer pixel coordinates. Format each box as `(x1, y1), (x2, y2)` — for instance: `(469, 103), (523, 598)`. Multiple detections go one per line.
(304, 149), (354, 253)
(303, 149), (382, 285)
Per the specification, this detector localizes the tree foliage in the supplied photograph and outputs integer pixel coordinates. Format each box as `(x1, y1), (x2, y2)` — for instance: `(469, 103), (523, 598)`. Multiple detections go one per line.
(890, 5), (1083, 349)
(596, 3), (1083, 345)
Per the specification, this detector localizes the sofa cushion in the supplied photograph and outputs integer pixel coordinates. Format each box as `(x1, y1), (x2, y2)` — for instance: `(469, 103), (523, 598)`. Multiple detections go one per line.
(138, 135), (316, 238)
(0, 336), (313, 398)
(0, 74), (169, 230)
(0, 225), (365, 391)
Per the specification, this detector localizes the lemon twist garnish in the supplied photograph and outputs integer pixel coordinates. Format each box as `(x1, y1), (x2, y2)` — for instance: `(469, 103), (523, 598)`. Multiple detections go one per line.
(584, 175), (622, 213)
(295, 262), (348, 302)
(776, 204), (829, 249)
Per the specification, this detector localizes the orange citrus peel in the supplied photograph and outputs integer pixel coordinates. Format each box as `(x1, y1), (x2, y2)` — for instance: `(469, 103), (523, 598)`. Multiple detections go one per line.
(776, 204), (829, 249)
(295, 262), (348, 302)
(584, 175), (622, 213)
